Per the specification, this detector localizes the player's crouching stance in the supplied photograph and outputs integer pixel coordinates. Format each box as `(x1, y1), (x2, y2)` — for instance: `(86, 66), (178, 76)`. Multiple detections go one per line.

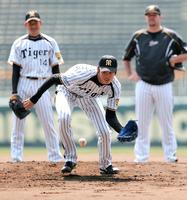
(23, 55), (137, 175)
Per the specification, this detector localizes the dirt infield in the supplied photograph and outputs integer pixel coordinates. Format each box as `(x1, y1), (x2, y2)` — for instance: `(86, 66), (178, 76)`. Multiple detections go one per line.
(0, 161), (187, 200)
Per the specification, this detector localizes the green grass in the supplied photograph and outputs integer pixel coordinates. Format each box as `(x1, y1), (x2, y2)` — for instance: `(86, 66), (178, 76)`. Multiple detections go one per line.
(1, 146), (187, 156)
(79, 146), (187, 155)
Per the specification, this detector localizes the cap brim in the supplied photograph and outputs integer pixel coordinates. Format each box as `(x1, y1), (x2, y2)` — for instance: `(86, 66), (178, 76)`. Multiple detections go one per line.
(145, 11), (160, 15)
(25, 18), (41, 23)
(99, 67), (116, 72)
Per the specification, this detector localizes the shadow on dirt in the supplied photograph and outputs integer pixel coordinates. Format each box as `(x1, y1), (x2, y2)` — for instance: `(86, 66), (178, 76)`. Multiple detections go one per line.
(62, 174), (140, 182)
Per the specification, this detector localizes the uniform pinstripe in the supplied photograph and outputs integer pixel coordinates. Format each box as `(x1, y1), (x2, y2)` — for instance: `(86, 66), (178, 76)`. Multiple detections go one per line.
(134, 80), (177, 161)
(8, 33), (63, 162)
(55, 64), (121, 169)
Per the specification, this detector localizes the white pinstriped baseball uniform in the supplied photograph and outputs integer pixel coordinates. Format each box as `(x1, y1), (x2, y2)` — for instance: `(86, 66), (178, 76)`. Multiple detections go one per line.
(8, 33), (63, 162)
(55, 64), (121, 169)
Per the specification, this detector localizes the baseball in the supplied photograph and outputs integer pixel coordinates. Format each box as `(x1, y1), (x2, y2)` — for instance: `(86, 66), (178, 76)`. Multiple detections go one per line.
(79, 138), (87, 147)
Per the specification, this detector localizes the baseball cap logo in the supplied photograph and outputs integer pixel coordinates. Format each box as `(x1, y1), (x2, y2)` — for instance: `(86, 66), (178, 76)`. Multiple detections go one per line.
(106, 59), (112, 66)
(29, 11), (36, 17)
(148, 5), (156, 10)
(98, 55), (118, 73)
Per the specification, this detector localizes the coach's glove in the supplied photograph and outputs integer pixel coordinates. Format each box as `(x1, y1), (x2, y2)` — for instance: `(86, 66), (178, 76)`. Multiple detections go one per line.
(117, 120), (138, 142)
(9, 94), (30, 119)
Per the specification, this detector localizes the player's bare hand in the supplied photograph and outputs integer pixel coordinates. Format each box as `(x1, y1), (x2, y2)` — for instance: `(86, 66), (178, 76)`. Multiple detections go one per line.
(23, 99), (34, 110)
(128, 71), (141, 82)
(169, 55), (177, 67)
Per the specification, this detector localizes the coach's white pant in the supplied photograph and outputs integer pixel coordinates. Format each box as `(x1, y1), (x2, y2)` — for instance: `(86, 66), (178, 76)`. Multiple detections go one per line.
(11, 77), (62, 162)
(134, 80), (177, 162)
(55, 87), (112, 169)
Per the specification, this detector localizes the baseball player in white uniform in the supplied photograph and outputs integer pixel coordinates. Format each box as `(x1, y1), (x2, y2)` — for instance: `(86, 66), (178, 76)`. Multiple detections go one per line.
(8, 10), (63, 163)
(24, 55), (124, 175)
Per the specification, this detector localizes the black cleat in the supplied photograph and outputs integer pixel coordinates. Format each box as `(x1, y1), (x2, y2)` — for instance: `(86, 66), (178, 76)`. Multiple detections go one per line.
(61, 161), (76, 174)
(100, 165), (120, 175)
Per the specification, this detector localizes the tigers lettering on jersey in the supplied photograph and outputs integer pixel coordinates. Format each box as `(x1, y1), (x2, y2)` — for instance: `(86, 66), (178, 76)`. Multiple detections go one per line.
(8, 33), (63, 77)
(21, 48), (49, 59)
(59, 64), (121, 110)
(78, 81), (106, 97)
(61, 65), (118, 98)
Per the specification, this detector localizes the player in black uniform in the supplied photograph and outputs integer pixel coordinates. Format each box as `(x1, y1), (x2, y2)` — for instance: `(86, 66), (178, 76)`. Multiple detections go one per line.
(123, 5), (187, 163)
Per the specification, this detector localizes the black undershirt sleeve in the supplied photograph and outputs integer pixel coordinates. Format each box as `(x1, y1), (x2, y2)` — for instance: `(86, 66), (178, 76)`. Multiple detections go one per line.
(12, 63), (21, 94)
(52, 65), (60, 86)
(52, 64), (60, 74)
(105, 108), (123, 133)
(30, 74), (62, 104)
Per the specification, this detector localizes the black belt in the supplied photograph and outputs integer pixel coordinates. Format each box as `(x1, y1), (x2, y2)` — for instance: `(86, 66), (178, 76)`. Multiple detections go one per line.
(26, 76), (47, 80)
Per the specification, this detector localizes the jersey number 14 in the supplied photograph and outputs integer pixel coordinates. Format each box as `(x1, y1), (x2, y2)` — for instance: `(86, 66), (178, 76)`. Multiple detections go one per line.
(40, 59), (48, 66)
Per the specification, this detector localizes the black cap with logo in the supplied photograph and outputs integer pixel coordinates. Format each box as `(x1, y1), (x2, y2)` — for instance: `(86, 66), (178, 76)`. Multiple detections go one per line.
(98, 55), (118, 73)
(25, 10), (41, 23)
(144, 5), (161, 15)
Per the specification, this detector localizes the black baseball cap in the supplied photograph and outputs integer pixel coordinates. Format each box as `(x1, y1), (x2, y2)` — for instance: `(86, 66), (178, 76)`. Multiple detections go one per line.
(98, 55), (118, 73)
(25, 10), (41, 23)
(144, 5), (161, 15)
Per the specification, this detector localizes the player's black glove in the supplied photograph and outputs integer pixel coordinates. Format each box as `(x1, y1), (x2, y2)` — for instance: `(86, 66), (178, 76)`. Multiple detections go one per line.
(117, 120), (138, 142)
(9, 94), (30, 119)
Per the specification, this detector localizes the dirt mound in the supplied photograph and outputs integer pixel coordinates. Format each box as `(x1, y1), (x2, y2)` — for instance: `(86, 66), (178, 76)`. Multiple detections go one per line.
(0, 161), (187, 200)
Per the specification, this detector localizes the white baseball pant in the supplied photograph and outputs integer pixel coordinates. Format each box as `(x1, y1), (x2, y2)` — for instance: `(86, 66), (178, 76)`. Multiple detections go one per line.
(55, 87), (112, 169)
(11, 77), (62, 162)
(134, 80), (177, 162)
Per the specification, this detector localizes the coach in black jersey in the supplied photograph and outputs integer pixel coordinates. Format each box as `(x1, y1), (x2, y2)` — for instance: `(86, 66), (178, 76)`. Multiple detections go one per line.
(123, 5), (187, 163)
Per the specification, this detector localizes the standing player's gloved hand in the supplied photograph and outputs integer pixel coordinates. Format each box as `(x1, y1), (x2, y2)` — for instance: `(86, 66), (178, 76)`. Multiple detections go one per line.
(9, 94), (30, 119)
(117, 120), (138, 142)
